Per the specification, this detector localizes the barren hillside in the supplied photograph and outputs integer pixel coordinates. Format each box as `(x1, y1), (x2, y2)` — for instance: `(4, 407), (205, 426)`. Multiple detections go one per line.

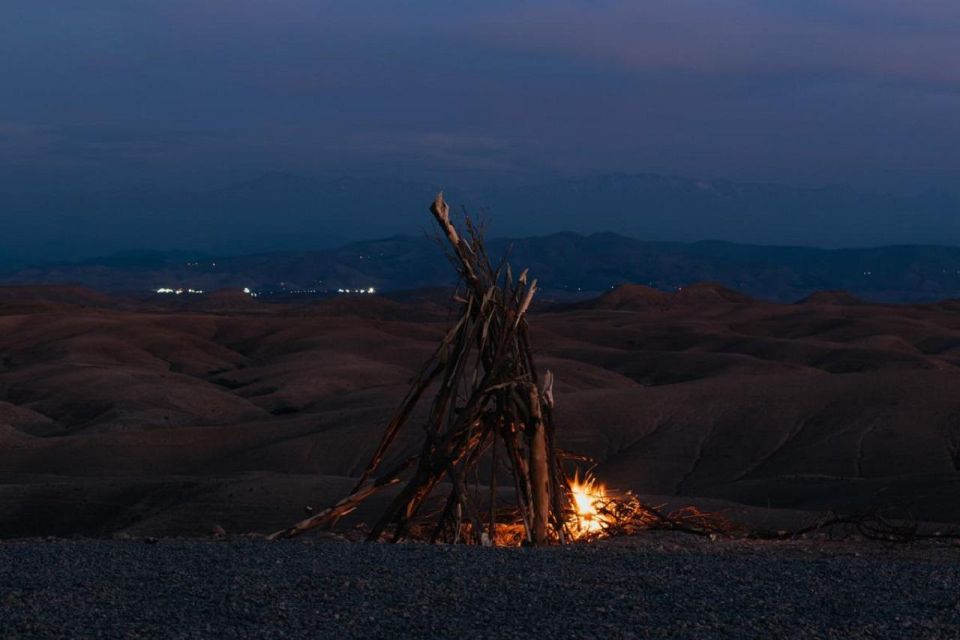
(1, 285), (958, 537)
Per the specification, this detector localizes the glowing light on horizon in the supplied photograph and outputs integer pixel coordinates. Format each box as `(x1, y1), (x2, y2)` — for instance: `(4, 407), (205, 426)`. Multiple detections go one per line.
(155, 287), (204, 295)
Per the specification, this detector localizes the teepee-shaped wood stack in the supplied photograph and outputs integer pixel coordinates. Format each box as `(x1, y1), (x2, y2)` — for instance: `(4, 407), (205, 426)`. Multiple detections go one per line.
(271, 193), (571, 545)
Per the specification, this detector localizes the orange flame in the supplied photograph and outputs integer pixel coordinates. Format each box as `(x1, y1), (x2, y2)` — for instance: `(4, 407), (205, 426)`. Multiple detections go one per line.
(568, 472), (614, 538)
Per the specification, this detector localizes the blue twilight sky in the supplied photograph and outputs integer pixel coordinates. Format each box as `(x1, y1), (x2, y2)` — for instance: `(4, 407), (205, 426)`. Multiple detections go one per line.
(2, 0), (959, 192)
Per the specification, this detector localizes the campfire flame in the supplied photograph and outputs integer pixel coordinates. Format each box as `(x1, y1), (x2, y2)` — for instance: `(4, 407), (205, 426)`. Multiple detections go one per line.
(568, 472), (614, 538)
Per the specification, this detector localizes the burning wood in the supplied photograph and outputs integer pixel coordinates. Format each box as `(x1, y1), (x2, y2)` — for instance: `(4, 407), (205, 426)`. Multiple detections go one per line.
(269, 192), (748, 546)
(568, 472), (615, 538)
(272, 193), (574, 545)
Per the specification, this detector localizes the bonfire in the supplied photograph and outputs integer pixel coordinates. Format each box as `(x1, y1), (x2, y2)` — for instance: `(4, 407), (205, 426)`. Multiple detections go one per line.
(568, 472), (617, 538)
(270, 193), (574, 545)
(270, 193), (738, 546)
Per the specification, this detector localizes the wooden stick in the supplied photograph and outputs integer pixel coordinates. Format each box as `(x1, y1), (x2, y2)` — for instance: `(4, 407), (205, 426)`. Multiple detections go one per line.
(269, 453), (422, 539)
(273, 193), (571, 546)
(350, 361), (444, 491)
(528, 385), (550, 545)
(488, 429), (498, 544)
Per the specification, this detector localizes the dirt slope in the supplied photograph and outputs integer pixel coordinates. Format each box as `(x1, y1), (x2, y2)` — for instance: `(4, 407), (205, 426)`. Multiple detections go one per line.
(1, 284), (958, 536)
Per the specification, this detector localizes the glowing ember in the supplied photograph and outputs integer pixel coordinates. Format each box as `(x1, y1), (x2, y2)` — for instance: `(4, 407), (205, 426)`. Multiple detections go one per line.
(568, 472), (615, 538)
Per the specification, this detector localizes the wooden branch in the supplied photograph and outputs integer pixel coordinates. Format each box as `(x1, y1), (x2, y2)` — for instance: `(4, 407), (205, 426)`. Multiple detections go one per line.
(269, 477), (399, 540)
(351, 361), (444, 491)
(430, 192), (481, 292)
(274, 193), (570, 546)
(528, 385), (550, 545)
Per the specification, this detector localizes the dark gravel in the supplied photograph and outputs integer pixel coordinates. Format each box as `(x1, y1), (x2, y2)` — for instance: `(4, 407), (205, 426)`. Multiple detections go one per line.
(0, 535), (958, 639)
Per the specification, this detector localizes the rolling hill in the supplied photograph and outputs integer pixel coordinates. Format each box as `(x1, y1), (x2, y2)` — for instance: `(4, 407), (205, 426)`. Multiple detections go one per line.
(0, 284), (958, 537)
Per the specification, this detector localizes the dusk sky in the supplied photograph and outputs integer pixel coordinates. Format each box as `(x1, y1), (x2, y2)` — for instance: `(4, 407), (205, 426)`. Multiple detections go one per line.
(3, 1), (959, 191)
(2, 2), (960, 263)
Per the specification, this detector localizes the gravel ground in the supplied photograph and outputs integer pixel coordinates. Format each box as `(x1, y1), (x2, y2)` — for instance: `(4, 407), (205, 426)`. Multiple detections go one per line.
(0, 535), (958, 639)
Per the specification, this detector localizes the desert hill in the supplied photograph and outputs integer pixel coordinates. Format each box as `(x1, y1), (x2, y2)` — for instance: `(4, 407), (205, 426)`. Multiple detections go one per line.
(569, 282), (753, 311)
(797, 290), (865, 305)
(0, 284), (958, 537)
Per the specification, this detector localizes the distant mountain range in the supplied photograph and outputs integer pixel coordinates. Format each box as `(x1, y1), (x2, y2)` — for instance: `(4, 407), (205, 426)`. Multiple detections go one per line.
(1, 172), (958, 266)
(7, 233), (960, 303)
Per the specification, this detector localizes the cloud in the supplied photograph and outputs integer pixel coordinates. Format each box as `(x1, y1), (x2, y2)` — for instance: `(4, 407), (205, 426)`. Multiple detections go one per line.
(461, 1), (960, 89)
(1, 1), (960, 192)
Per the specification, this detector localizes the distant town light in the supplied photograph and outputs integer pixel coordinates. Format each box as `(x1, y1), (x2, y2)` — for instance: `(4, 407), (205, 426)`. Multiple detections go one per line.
(156, 287), (203, 295)
(332, 287), (377, 295)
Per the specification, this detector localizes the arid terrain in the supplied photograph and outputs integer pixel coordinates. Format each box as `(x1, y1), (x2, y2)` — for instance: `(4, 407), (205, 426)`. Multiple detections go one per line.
(1, 283), (959, 538)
